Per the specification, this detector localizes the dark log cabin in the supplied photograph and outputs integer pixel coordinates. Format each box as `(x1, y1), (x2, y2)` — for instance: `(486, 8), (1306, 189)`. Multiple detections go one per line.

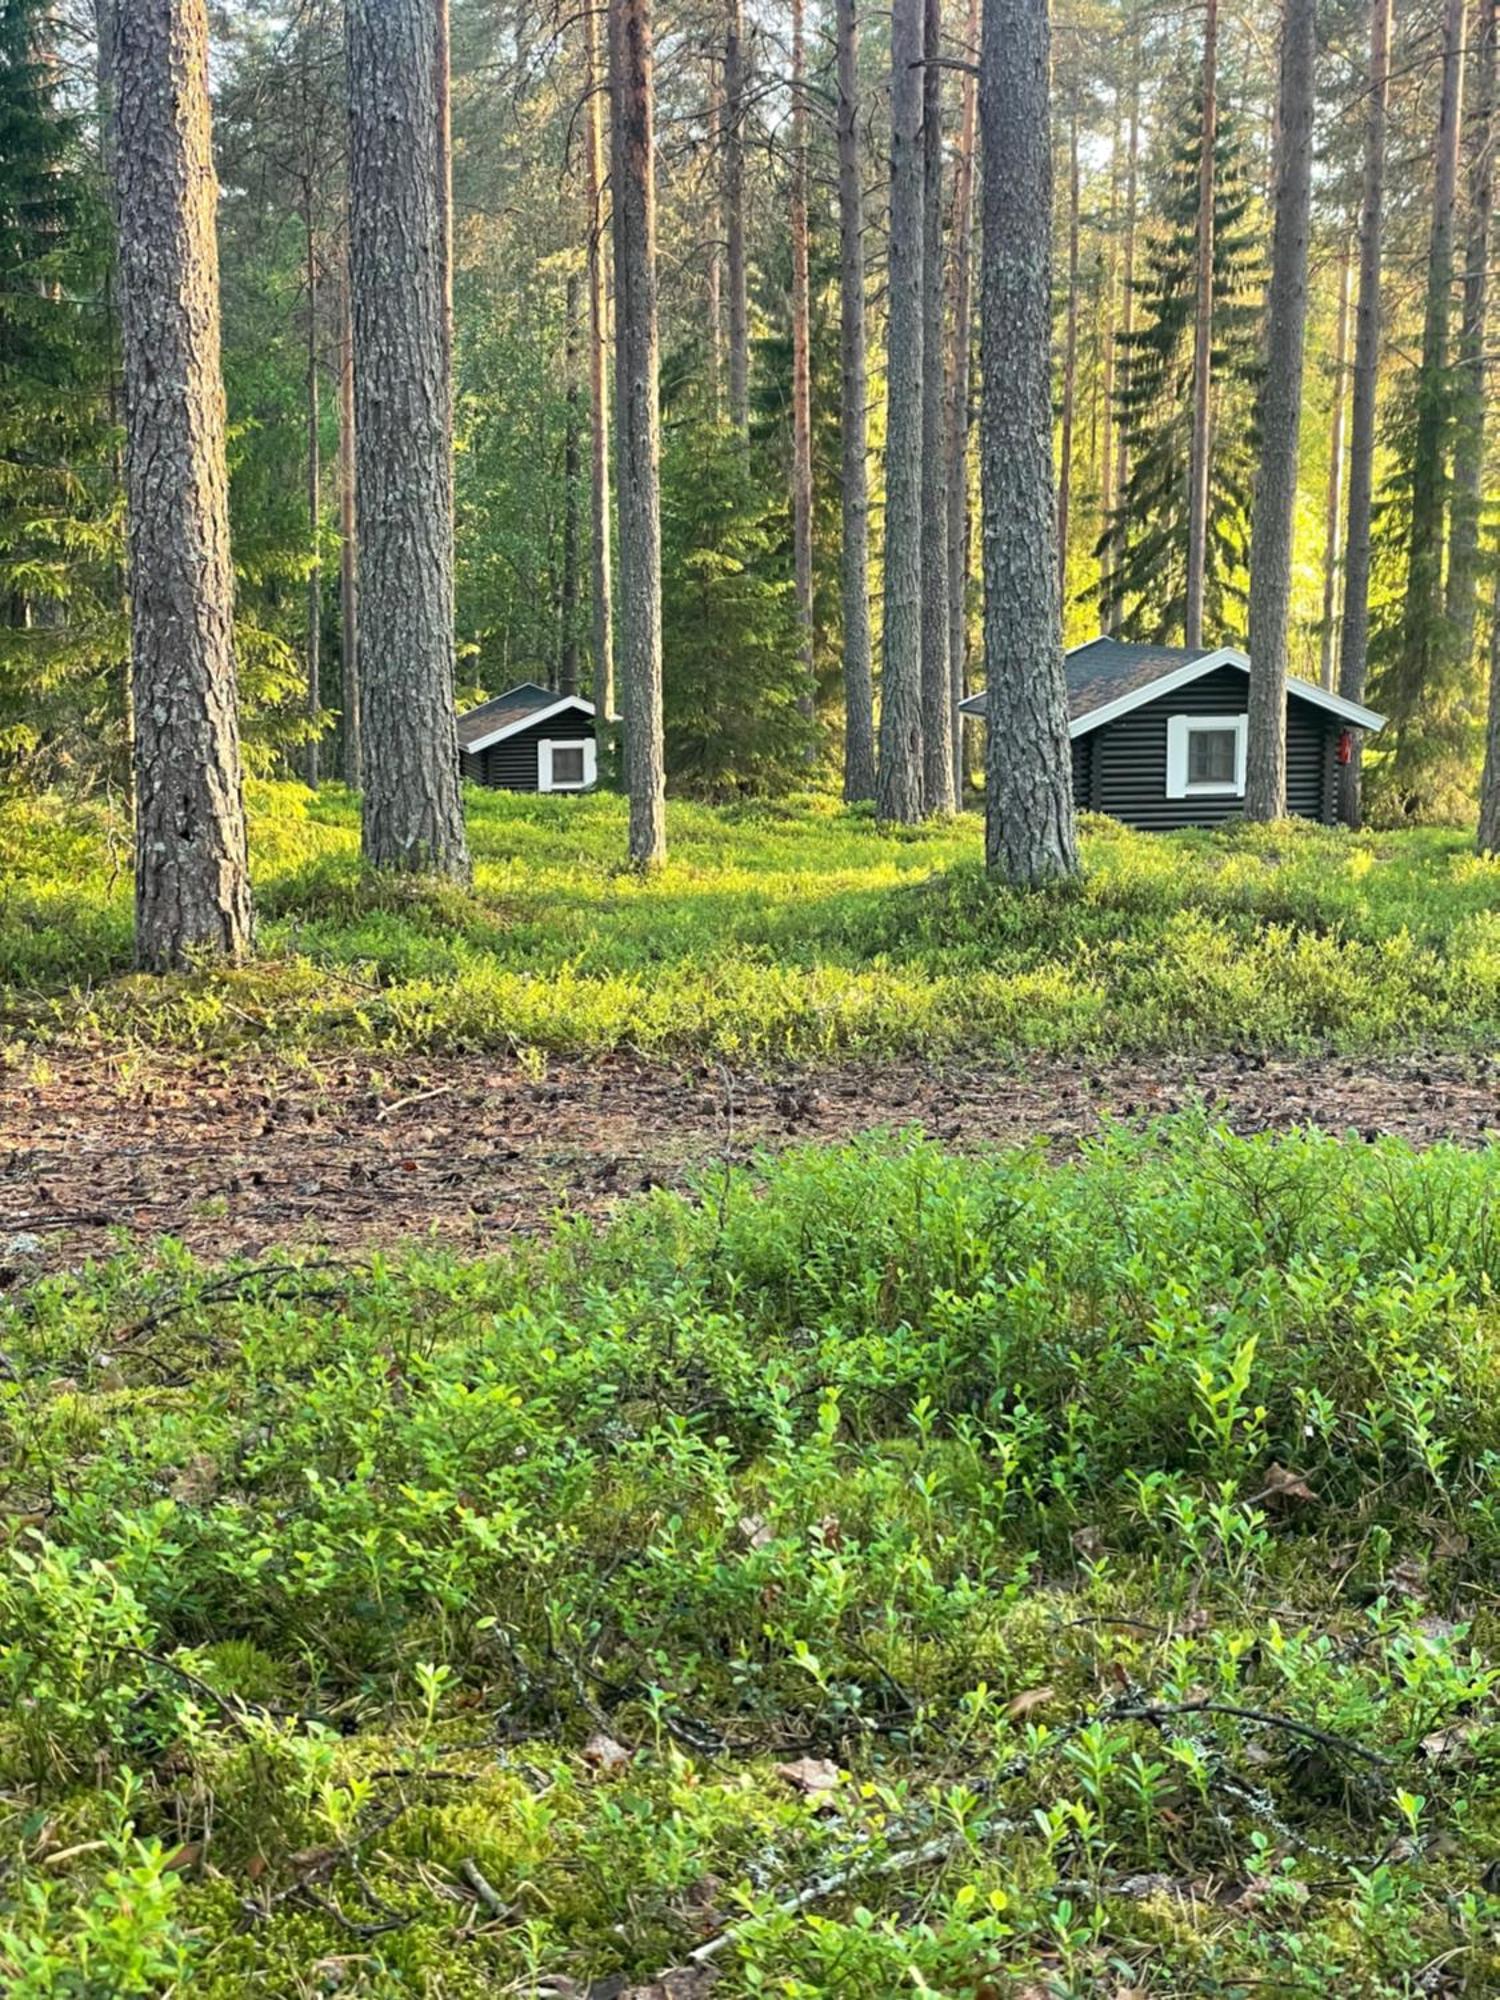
(457, 684), (598, 792)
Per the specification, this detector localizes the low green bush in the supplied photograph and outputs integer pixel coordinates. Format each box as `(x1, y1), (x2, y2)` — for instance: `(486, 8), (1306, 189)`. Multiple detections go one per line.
(4, 1122), (1500, 1991)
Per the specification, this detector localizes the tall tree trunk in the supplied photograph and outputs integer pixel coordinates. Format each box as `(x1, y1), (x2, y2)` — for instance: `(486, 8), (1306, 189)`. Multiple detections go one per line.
(1320, 236), (1353, 690)
(1394, 0), (1466, 797)
(877, 0), (926, 823)
(791, 0), (816, 723)
(1109, 12), (1140, 635)
(1056, 89), (1080, 611)
(1244, 0), (1316, 821)
(434, 0), (455, 485)
(584, 0), (615, 716)
(1185, 0), (1218, 647)
(346, 0), (470, 876)
(945, 0), (979, 802)
(836, 0), (876, 799)
(981, 0), (1078, 883)
(1478, 590), (1500, 847)
(1337, 0), (1392, 827)
(94, 0), (131, 762)
(560, 271), (582, 696)
(304, 185), (322, 788)
(706, 64), (725, 417)
(725, 0), (750, 433)
(111, 0), (253, 969)
(1099, 92), (1119, 619)
(339, 240), (360, 789)
(921, 0), (954, 810)
(1447, 0), (1496, 672)
(610, 0), (666, 866)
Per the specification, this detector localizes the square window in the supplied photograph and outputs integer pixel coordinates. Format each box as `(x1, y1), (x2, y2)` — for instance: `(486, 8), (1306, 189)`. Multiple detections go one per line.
(550, 744), (585, 786)
(1188, 728), (1238, 785)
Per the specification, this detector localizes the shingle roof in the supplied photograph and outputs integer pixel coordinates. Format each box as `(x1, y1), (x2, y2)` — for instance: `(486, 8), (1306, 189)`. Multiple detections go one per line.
(457, 683), (570, 750)
(1060, 638), (1215, 720)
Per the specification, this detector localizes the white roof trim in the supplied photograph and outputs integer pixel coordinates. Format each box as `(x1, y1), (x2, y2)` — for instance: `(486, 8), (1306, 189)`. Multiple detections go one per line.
(958, 645), (1385, 737)
(463, 694), (596, 753)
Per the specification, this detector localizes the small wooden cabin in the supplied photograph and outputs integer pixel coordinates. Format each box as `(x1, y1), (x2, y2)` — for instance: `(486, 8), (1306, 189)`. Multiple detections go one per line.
(457, 683), (598, 793)
(958, 640), (1385, 831)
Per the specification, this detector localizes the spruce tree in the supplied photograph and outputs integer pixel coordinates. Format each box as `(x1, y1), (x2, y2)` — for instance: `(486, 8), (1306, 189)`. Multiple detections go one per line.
(1099, 97), (1261, 645)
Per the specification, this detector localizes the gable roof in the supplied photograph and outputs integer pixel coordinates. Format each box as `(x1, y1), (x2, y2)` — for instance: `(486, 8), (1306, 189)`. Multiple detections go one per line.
(458, 684), (596, 753)
(957, 639), (1385, 738)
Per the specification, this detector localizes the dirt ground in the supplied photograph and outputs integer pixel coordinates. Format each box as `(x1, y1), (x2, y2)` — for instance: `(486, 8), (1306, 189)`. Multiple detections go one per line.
(1, 1046), (1497, 1278)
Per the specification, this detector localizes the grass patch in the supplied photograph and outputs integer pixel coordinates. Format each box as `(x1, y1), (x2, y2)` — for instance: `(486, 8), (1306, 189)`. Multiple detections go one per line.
(3, 785), (1500, 1062)
(4, 1121), (1500, 1991)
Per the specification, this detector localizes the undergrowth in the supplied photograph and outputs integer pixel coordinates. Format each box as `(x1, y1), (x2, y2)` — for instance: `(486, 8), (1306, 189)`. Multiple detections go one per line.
(3, 784), (1500, 1061)
(3, 1121), (1500, 1993)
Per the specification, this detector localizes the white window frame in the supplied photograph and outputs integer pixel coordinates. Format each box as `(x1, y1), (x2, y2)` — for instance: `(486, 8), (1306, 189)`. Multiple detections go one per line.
(1166, 713), (1247, 799)
(538, 738), (596, 792)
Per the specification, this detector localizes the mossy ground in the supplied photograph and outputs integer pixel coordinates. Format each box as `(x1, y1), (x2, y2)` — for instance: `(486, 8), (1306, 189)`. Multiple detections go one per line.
(5, 784), (1500, 1061)
(5, 1124), (1500, 1995)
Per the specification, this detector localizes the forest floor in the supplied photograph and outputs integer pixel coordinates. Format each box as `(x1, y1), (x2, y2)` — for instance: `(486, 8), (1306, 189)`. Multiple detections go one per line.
(4, 1043), (1498, 1274)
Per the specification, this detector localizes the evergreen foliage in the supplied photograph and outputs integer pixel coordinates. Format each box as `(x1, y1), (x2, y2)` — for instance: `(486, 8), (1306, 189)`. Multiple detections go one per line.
(1099, 95), (1262, 645)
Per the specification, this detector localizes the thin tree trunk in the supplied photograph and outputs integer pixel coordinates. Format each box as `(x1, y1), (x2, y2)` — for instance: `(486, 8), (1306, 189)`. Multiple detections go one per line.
(584, 0), (615, 716)
(339, 240), (360, 789)
(921, 0), (954, 810)
(836, 0), (876, 800)
(434, 0), (454, 484)
(1185, 0), (1218, 647)
(1395, 0), (1466, 793)
(560, 271), (582, 697)
(1056, 90), (1080, 612)
(1319, 236), (1352, 691)
(877, 0), (926, 823)
(1337, 0), (1392, 827)
(346, 0), (470, 876)
(1244, 0), (1316, 821)
(707, 64), (725, 417)
(725, 0), (750, 433)
(1099, 91), (1119, 620)
(304, 185), (322, 788)
(946, 0), (979, 803)
(791, 0), (816, 723)
(610, 0), (666, 866)
(981, 0), (1078, 883)
(1447, 0), (1496, 672)
(94, 0), (131, 762)
(1478, 587), (1500, 847)
(111, 0), (253, 968)
(1110, 14), (1140, 635)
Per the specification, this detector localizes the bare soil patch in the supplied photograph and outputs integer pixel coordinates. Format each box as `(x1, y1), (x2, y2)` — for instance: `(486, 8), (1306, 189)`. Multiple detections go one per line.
(2, 1047), (1497, 1277)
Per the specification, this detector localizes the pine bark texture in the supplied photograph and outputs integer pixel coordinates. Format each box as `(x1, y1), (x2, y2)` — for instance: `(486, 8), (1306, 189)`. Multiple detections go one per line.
(1478, 605), (1500, 849)
(339, 246), (360, 788)
(111, 0), (253, 970)
(1109, 21), (1140, 635)
(560, 271), (582, 696)
(836, 0), (876, 800)
(724, 0), (750, 433)
(1319, 238), (1352, 690)
(1244, 0), (1316, 821)
(346, 0), (470, 877)
(1337, 0), (1392, 827)
(1185, 0), (1218, 647)
(1446, 0), (1496, 671)
(945, 0), (979, 802)
(877, 0), (926, 824)
(304, 196), (321, 787)
(791, 0), (816, 723)
(609, 0), (666, 867)
(919, 0), (953, 812)
(584, 0), (615, 716)
(980, 0), (1078, 884)
(1056, 95), (1080, 598)
(1396, 0), (1466, 771)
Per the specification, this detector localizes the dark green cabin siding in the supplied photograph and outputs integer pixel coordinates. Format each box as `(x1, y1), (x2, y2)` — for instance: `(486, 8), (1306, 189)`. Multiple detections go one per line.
(1080, 667), (1339, 829)
(459, 714), (596, 792)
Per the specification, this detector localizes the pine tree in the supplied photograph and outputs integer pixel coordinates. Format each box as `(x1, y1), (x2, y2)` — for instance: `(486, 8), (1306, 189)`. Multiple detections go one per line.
(1099, 98), (1261, 645)
(0, 0), (119, 784)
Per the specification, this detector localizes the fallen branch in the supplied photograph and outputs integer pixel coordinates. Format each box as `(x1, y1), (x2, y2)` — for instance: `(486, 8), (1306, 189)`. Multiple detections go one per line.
(458, 1856), (512, 1919)
(1115, 1697), (1392, 1767)
(684, 1834), (960, 1967)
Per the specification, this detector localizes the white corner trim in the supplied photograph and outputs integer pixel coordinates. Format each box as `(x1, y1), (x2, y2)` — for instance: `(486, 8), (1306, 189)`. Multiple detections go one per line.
(1166, 713), (1247, 799)
(463, 694), (597, 754)
(538, 737), (597, 792)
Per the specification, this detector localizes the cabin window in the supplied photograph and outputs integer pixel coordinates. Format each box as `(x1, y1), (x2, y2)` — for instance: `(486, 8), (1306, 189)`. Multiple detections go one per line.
(539, 738), (596, 791)
(1166, 714), (1247, 799)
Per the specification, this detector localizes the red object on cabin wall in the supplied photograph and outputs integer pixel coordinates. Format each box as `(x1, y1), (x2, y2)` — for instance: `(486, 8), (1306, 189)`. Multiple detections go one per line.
(1337, 730), (1352, 765)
